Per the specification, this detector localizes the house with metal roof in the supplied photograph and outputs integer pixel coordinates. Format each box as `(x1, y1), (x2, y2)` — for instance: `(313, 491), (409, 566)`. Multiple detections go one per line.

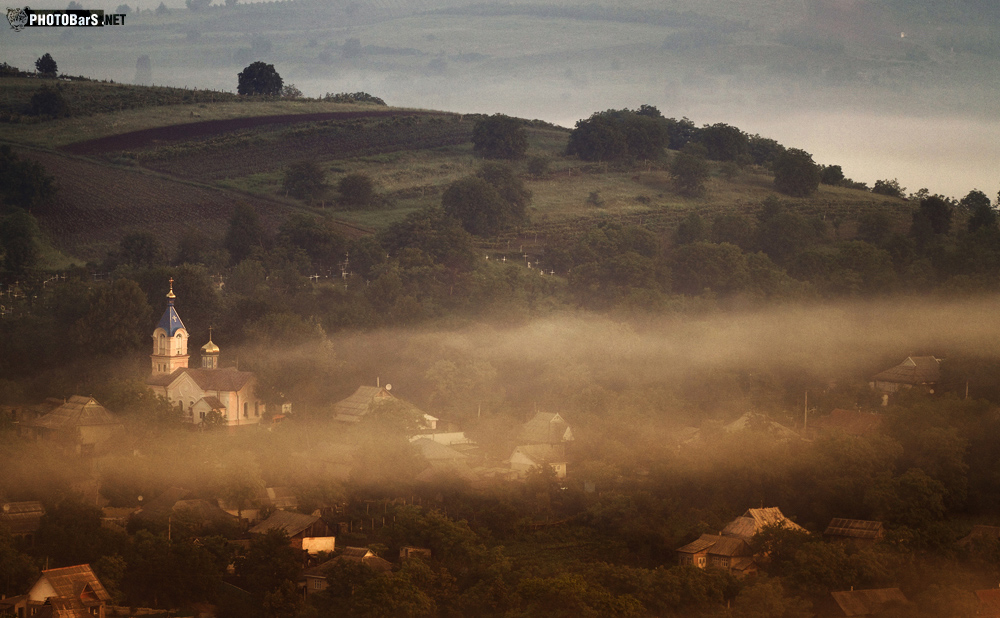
(509, 443), (568, 479)
(722, 507), (807, 540)
(4, 564), (112, 618)
(145, 280), (267, 427)
(518, 412), (574, 445)
(331, 384), (436, 430)
(250, 510), (332, 550)
(824, 518), (884, 546)
(0, 501), (44, 544)
(831, 588), (907, 616)
(24, 396), (123, 455)
(870, 356), (941, 394)
(676, 534), (757, 575)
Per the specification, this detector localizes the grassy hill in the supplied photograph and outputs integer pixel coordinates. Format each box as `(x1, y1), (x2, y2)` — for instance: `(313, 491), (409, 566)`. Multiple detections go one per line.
(2, 77), (913, 264)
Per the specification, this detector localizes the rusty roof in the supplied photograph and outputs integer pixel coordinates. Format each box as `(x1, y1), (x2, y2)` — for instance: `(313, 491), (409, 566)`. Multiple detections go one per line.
(676, 534), (751, 557)
(147, 368), (254, 392)
(722, 507), (807, 540)
(0, 501), (44, 535)
(29, 397), (120, 430)
(249, 510), (319, 537)
(37, 564), (111, 604)
(332, 386), (390, 418)
(337, 547), (392, 572)
(872, 356), (940, 385)
(825, 519), (884, 539)
(831, 588), (907, 616)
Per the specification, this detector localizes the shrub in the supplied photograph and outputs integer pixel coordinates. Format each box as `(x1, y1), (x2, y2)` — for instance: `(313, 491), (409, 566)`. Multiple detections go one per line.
(337, 173), (376, 207)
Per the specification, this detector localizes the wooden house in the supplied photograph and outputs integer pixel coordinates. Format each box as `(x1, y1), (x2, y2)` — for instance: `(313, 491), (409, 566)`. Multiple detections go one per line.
(24, 396), (123, 455)
(722, 507), (807, 541)
(831, 588), (907, 616)
(509, 443), (568, 479)
(249, 510), (332, 550)
(0, 501), (44, 545)
(336, 546), (392, 572)
(870, 356), (940, 394)
(400, 546), (432, 559)
(676, 534), (757, 575)
(824, 519), (884, 546)
(518, 412), (574, 445)
(5, 564), (111, 618)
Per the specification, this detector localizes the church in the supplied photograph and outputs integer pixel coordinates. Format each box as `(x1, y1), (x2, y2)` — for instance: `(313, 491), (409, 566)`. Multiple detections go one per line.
(146, 279), (265, 426)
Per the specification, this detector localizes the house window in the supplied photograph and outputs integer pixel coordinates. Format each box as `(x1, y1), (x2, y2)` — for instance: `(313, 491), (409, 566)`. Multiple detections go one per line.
(312, 579), (323, 590)
(696, 556), (706, 567)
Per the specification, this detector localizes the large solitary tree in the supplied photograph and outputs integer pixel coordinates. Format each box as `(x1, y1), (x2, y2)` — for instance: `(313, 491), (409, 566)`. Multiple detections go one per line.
(35, 53), (57, 77)
(237, 61), (283, 96)
(472, 114), (527, 160)
(772, 148), (821, 197)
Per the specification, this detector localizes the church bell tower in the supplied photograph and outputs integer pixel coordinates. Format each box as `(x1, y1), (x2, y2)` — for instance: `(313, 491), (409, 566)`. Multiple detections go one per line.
(150, 278), (189, 375)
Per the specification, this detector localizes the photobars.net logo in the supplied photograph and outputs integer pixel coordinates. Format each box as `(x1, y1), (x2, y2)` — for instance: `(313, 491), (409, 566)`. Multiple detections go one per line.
(7, 6), (127, 31)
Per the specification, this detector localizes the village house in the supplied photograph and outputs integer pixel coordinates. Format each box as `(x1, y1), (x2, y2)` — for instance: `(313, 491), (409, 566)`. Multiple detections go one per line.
(2, 564), (111, 618)
(870, 356), (941, 396)
(249, 510), (333, 551)
(830, 588), (907, 616)
(518, 411), (574, 445)
(145, 279), (267, 427)
(824, 518), (884, 547)
(22, 396), (123, 455)
(400, 546), (432, 559)
(675, 534), (757, 576)
(298, 548), (392, 597)
(331, 383), (437, 429)
(508, 443), (568, 479)
(0, 501), (44, 546)
(722, 507), (807, 541)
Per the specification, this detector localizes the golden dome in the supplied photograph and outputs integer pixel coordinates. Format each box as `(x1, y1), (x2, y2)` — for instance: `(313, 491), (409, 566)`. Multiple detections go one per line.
(201, 328), (220, 355)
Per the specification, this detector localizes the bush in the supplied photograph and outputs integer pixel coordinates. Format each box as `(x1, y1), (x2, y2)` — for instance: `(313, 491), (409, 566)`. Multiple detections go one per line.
(670, 151), (709, 197)
(872, 178), (905, 198)
(527, 156), (551, 176)
(322, 92), (386, 105)
(337, 173), (375, 207)
(282, 161), (326, 202)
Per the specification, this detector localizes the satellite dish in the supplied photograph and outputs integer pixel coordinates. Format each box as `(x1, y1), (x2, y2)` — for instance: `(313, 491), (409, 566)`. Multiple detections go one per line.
(385, 384), (392, 391)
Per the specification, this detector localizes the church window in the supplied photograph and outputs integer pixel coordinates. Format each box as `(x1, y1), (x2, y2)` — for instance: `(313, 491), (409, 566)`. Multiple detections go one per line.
(254, 402), (259, 417)
(158, 333), (166, 354)
(243, 402), (249, 418)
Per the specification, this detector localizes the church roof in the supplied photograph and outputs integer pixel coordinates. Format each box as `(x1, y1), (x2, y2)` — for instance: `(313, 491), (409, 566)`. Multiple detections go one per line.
(157, 304), (186, 336)
(30, 397), (120, 430)
(147, 367), (253, 392)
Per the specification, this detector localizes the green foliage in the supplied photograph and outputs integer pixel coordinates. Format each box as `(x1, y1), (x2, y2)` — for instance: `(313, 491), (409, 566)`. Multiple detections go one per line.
(670, 150), (709, 197)
(566, 108), (666, 162)
(472, 114), (528, 160)
(237, 61), (283, 96)
(117, 231), (166, 269)
(872, 178), (906, 198)
(820, 164), (845, 185)
(75, 278), (153, 356)
(0, 145), (57, 210)
(236, 529), (303, 602)
(225, 204), (266, 263)
(962, 189), (995, 232)
(670, 242), (748, 295)
(28, 85), (70, 117)
(675, 212), (707, 244)
(338, 173), (376, 207)
(0, 525), (38, 597)
(322, 92), (387, 105)
(747, 134), (785, 166)
(694, 122), (749, 162)
(772, 148), (821, 197)
(0, 210), (42, 277)
(664, 116), (696, 150)
(378, 206), (477, 272)
(35, 53), (57, 77)
(527, 155), (551, 176)
(441, 165), (529, 237)
(124, 530), (221, 607)
(917, 195), (954, 235)
(282, 160), (327, 202)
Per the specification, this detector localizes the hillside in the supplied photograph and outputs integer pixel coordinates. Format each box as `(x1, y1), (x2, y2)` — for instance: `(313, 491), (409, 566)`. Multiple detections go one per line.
(2, 78), (916, 265)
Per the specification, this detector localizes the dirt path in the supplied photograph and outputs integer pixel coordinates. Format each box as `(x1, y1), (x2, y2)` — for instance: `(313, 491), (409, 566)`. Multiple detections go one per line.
(61, 110), (446, 155)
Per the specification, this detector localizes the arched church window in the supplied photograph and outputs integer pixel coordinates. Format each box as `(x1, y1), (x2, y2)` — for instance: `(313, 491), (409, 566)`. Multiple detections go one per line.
(243, 402), (249, 418)
(254, 402), (259, 417)
(158, 333), (166, 355)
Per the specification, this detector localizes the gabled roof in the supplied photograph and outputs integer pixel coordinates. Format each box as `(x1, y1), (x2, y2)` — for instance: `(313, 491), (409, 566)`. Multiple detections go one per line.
(676, 534), (751, 557)
(872, 356), (940, 385)
(249, 510), (319, 537)
(977, 589), (1000, 618)
(519, 412), (573, 445)
(135, 487), (191, 522)
(184, 368), (254, 392)
(511, 443), (567, 465)
(831, 588), (907, 616)
(333, 386), (390, 419)
(724, 412), (800, 440)
(825, 518), (884, 540)
(722, 507), (807, 540)
(415, 459), (480, 484)
(957, 524), (1000, 547)
(36, 564), (112, 603)
(157, 304), (186, 336)
(0, 501), (45, 535)
(812, 409), (883, 436)
(412, 438), (468, 461)
(266, 487), (298, 510)
(171, 499), (236, 525)
(337, 547), (392, 572)
(29, 397), (121, 430)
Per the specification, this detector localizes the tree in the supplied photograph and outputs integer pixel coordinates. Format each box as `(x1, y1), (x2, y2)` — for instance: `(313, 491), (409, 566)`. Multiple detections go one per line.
(116, 4), (131, 13)
(280, 83), (302, 99)
(0, 211), (42, 276)
(117, 231), (166, 268)
(237, 61), (283, 96)
(75, 279), (153, 356)
(155, 1), (169, 14)
(281, 161), (326, 201)
(35, 53), (57, 77)
(962, 189), (995, 233)
(476, 162), (531, 219)
(441, 165), (529, 237)
(675, 212), (707, 244)
(28, 85), (70, 118)
(918, 195), (953, 235)
(694, 122), (749, 162)
(566, 109), (666, 162)
(670, 151), (709, 197)
(472, 114), (528, 160)
(225, 204), (266, 263)
(820, 164), (845, 185)
(185, 0), (210, 9)
(872, 178), (905, 198)
(772, 148), (820, 197)
(378, 206), (477, 272)
(337, 173), (376, 207)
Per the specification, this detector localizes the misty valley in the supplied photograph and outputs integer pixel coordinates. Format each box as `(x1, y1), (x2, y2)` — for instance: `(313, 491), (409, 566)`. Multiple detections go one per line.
(5, 1), (1000, 616)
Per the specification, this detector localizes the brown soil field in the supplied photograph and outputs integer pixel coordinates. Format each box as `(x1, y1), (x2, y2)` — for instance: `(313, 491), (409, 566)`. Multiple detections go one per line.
(60, 110), (447, 156)
(19, 149), (368, 262)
